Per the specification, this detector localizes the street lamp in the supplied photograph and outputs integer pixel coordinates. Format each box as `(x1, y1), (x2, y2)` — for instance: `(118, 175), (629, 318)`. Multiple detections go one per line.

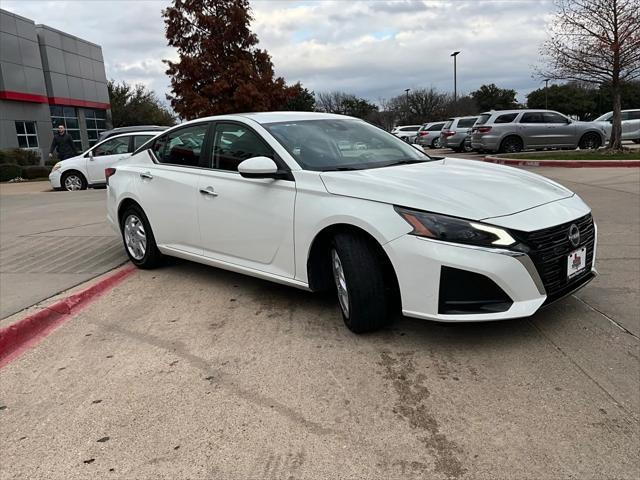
(543, 78), (550, 109)
(404, 88), (410, 122)
(451, 51), (460, 114)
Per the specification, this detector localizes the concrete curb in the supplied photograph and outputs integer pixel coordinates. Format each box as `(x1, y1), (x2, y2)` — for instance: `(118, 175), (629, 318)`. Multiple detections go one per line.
(483, 156), (640, 168)
(0, 264), (135, 369)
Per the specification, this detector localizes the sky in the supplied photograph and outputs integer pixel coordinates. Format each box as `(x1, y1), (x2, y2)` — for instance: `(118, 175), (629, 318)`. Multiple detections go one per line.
(3, 0), (557, 105)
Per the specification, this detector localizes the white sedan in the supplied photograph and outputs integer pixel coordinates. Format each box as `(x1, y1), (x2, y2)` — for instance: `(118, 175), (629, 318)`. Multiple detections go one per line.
(106, 112), (597, 333)
(49, 131), (158, 191)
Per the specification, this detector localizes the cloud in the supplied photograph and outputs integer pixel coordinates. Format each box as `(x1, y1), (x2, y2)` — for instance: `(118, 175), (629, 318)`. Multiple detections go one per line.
(3, 0), (556, 105)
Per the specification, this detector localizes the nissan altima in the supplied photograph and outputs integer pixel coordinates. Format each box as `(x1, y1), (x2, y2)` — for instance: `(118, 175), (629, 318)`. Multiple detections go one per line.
(106, 112), (597, 333)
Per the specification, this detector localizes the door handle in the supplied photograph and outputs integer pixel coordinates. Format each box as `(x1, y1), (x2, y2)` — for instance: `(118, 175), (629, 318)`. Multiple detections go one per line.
(199, 187), (218, 197)
(139, 171), (153, 180)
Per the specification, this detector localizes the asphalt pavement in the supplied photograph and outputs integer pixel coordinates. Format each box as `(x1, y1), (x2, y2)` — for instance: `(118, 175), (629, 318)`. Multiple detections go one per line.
(0, 167), (638, 479)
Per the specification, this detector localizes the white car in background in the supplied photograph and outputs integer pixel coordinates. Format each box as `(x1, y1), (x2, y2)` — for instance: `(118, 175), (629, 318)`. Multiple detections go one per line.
(391, 125), (422, 143)
(49, 131), (158, 191)
(594, 109), (640, 143)
(106, 112), (596, 334)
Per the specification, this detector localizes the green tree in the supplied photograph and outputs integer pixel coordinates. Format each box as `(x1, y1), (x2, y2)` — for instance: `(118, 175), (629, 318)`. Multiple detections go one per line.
(527, 83), (597, 119)
(107, 80), (176, 127)
(163, 0), (293, 119)
(471, 84), (519, 111)
(284, 83), (316, 111)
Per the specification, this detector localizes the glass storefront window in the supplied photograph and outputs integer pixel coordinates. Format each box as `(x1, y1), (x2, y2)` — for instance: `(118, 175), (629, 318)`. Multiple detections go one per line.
(50, 106), (82, 151)
(15, 121), (39, 148)
(85, 109), (107, 147)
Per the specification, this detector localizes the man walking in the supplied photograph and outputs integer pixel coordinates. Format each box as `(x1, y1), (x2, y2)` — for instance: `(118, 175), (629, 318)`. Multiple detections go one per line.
(49, 125), (77, 160)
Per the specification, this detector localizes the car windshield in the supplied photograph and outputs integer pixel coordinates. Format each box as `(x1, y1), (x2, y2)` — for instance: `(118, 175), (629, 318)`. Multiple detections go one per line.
(264, 119), (433, 171)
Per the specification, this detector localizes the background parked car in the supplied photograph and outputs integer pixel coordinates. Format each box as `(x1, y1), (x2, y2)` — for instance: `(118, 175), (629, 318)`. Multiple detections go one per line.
(415, 122), (446, 148)
(391, 125), (422, 143)
(99, 125), (169, 142)
(50, 131), (158, 191)
(440, 116), (478, 152)
(594, 109), (640, 143)
(470, 109), (609, 153)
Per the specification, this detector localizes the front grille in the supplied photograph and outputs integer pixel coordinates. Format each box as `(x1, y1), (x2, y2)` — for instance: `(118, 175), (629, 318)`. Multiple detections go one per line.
(516, 213), (595, 303)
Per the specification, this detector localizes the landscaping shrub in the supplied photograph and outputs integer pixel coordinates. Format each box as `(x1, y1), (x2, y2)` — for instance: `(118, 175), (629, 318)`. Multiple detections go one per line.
(0, 164), (24, 182)
(0, 148), (41, 166)
(22, 165), (51, 179)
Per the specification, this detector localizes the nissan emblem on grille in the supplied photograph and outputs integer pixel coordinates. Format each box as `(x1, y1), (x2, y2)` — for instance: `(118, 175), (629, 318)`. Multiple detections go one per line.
(568, 224), (580, 247)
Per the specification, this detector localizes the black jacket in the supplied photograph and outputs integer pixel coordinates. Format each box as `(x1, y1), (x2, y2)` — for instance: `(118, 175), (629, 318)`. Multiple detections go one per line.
(50, 132), (77, 159)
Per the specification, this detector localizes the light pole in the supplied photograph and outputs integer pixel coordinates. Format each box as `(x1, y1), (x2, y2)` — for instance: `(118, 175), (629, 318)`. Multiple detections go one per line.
(543, 78), (550, 109)
(451, 51), (460, 114)
(404, 88), (410, 122)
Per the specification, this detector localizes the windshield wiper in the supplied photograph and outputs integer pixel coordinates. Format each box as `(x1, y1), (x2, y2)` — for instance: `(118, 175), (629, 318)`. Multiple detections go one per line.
(382, 159), (429, 167)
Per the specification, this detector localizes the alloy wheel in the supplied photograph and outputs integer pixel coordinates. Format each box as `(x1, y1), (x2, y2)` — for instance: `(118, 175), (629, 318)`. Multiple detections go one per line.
(124, 214), (147, 260)
(331, 249), (350, 318)
(64, 174), (83, 191)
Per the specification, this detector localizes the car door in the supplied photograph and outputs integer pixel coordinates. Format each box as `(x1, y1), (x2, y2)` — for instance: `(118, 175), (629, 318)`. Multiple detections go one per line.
(196, 121), (296, 278)
(517, 112), (547, 147)
(86, 136), (131, 183)
(135, 123), (211, 256)
(543, 112), (575, 147)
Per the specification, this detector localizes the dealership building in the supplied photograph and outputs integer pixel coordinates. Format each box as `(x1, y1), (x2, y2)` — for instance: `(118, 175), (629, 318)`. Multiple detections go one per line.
(0, 9), (111, 161)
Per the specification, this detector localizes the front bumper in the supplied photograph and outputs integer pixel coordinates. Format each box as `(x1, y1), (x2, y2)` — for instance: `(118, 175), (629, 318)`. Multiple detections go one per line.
(49, 169), (61, 189)
(384, 201), (597, 322)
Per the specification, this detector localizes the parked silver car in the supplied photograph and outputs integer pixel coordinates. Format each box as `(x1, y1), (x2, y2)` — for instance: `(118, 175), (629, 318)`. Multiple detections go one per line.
(415, 121), (446, 148)
(594, 109), (640, 143)
(470, 109), (609, 153)
(391, 125), (422, 143)
(440, 116), (478, 152)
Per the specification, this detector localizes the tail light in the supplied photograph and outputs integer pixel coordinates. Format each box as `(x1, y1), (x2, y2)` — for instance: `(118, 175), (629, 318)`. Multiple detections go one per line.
(105, 167), (116, 185)
(477, 126), (492, 134)
(418, 131), (428, 136)
(443, 130), (456, 137)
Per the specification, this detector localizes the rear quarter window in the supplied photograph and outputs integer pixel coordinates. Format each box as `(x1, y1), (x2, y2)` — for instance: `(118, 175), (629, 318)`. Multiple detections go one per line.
(443, 120), (453, 129)
(457, 118), (478, 128)
(476, 114), (491, 126)
(428, 123), (445, 131)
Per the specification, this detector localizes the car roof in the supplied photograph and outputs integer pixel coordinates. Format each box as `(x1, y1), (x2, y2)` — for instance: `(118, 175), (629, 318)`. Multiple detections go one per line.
(479, 109), (564, 116)
(175, 111), (372, 126)
(448, 115), (479, 120)
(100, 131), (161, 141)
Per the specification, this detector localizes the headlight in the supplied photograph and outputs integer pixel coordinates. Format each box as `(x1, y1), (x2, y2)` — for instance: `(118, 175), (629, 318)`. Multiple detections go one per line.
(395, 206), (516, 247)
(52, 162), (62, 172)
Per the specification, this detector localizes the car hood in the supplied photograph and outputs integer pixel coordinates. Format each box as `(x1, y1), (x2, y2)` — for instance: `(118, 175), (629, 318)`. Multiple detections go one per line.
(319, 157), (574, 220)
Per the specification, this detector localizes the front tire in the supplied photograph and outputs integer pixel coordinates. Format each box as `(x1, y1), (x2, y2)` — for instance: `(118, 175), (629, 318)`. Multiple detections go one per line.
(578, 132), (602, 150)
(330, 233), (391, 333)
(120, 205), (162, 269)
(61, 171), (87, 191)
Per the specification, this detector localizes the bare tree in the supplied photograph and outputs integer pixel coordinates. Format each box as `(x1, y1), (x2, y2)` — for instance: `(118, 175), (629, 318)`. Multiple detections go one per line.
(539, 0), (640, 149)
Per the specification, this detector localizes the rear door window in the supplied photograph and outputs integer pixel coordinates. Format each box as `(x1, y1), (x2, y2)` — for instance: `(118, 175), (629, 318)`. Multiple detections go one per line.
(151, 123), (209, 167)
(543, 112), (569, 124)
(495, 113), (518, 124)
(520, 112), (545, 123)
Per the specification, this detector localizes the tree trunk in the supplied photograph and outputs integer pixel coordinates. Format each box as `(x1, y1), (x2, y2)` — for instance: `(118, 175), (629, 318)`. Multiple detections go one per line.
(608, 80), (623, 151)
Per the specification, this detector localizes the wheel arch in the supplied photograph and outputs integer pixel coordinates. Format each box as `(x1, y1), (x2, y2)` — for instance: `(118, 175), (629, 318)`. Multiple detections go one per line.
(499, 133), (525, 149)
(579, 129), (605, 145)
(306, 223), (400, 299)
(60, 168), (87, 184)
(117, 197), (144, 227)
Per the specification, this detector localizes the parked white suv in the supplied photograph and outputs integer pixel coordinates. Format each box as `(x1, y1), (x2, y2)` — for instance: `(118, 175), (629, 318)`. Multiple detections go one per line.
(391, 125), (422, 143)
(594, 109), (640, 143)
(50, 132), (158, 191)
(106, 112), (596, 334)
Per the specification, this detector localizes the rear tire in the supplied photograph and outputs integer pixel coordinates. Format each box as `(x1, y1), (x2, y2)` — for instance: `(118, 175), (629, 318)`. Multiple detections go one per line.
(120, 205), (162, 269)
(499, 136), (523, 154)
(578, 132), (602, 150)
(330, 233), (392, 333)
(430, 137), (441, 149)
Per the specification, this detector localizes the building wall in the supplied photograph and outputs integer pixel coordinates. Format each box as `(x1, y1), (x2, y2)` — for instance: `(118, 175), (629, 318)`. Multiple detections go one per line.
(0, 8), (111, 163)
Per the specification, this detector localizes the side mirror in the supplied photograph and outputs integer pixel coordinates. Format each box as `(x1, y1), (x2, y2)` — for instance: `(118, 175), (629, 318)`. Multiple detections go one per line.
(238, 156), (285, 179)
(87, 150), (94, 159)
(411, 144), (426, 153)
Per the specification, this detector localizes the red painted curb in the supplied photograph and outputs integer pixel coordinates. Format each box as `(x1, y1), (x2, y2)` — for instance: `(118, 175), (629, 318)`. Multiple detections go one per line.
(484, 156), (640, 168)
(0, 264), (135, 369)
